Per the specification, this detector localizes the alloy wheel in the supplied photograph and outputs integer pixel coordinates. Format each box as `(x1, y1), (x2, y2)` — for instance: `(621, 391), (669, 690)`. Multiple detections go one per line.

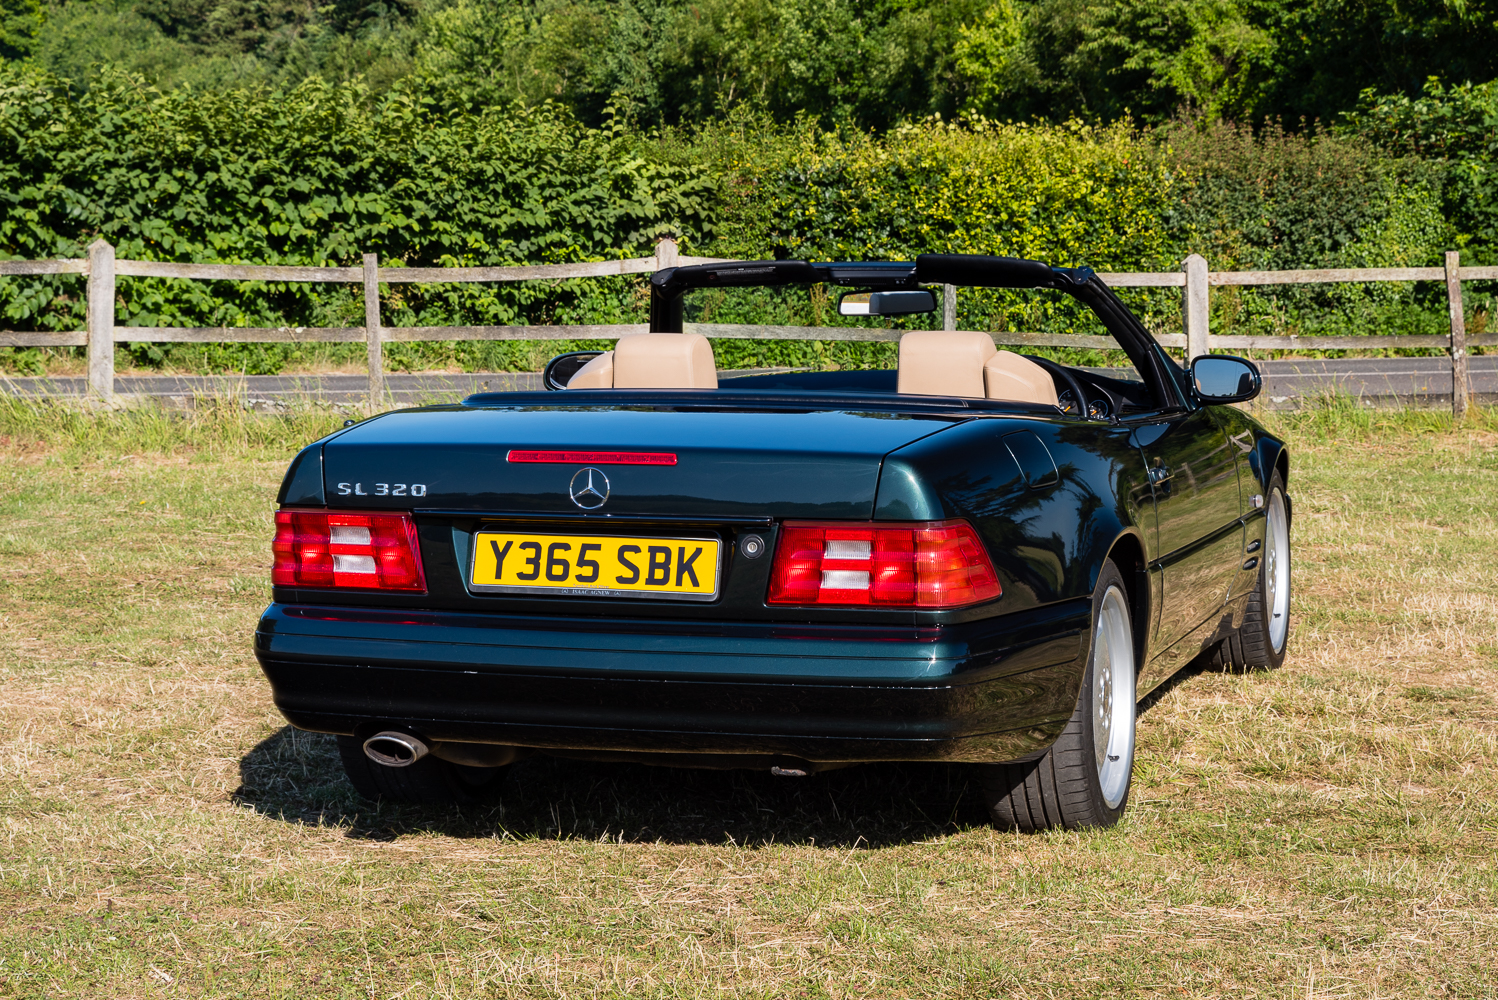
(1092, 584), (1136, 810)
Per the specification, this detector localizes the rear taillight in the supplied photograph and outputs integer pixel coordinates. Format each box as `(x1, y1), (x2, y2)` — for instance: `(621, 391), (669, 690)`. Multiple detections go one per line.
(766, 519), (1001, 608)
(272, 509), (427, 592)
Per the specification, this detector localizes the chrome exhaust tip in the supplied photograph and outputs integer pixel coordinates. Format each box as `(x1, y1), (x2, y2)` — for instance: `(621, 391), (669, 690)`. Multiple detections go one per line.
(363, 731), (430, 768)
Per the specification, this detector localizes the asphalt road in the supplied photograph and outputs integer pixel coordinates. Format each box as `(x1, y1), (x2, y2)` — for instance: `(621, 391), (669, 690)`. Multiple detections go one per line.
(3, 356), (1492, 409)
(1256, 356), (1498, 407)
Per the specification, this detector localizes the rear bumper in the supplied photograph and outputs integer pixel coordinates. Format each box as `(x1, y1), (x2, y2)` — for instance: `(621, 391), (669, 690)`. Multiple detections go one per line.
(254, 600), (1090, 764)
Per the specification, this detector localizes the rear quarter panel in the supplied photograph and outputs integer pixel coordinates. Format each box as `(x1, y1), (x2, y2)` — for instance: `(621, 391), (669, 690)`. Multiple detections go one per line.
(874, 417), (1153, 619)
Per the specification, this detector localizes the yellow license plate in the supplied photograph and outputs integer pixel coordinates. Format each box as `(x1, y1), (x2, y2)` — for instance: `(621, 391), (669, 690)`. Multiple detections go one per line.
(469, 530), (721, 601)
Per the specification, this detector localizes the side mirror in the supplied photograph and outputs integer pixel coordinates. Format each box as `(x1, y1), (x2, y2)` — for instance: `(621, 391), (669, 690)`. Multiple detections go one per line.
(1190, 355), (1261, 404)
(838, 289), (937, 317)
(542, 351), (604, 391)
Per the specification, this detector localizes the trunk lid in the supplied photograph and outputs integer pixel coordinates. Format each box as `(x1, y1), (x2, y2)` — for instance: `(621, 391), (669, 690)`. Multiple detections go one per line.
(321, 405), (962, 518)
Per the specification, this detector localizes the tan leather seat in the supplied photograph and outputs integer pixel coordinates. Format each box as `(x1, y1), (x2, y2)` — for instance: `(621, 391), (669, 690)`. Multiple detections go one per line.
(985, 350), (1059, 407)
(897, 330), (994, 397)
(566, 351), (614, 389)
(566, 333), (718, 389)
(897, 330), (1058, 406)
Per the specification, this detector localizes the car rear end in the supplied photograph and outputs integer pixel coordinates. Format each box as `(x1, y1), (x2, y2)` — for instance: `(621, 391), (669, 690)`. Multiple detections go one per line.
(255, 398), (1089, 776)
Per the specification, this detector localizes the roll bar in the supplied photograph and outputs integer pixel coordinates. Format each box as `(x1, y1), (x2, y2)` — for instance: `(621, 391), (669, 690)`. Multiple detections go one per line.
(647, 253), (1180, 403)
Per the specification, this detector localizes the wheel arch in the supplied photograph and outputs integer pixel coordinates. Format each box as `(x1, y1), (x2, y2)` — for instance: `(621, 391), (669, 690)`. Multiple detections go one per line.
(1271, 445), (1291, 528)
(1246, 431), (1289, 494)
(1104, 530), (1151, 674)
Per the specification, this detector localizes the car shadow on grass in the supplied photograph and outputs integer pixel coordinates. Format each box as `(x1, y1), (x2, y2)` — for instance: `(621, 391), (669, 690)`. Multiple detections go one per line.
(232, 726), (995, 848)
(1137, 655), (1213, 717)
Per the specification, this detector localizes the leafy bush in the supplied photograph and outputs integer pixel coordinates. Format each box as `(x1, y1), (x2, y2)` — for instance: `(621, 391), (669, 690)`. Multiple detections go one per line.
(1341, 80), (1498, 261)
(697, 114), (1184, 362)
(0, 64), (711, 372)
(0, 70), (1473, 375)
(698, 114), (1462, 363)
(1159, 118), (1455, 345)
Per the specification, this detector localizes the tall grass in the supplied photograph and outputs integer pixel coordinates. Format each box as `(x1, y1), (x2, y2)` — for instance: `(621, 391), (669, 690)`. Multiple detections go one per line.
(1260, 389), (1498, 442)
(0, 393), (349, 459)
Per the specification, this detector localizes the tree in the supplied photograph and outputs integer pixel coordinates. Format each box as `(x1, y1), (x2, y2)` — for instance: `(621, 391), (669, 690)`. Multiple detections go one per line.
(0, 0), (43, 61)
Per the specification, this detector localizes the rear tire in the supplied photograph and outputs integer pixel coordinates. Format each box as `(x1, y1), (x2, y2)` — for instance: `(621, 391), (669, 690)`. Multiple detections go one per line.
(1235, 472), (1291, 670)
(978, 560), (1137, 832)
(336, 736), (507, 806)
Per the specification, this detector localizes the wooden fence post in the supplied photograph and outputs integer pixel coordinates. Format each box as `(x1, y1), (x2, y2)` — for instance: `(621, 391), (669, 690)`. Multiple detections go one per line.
(1182, 253), (1209, 360)
(86, 239), (115, 405)
(943, 284), (957, 331)
(1445, 250), (1469, 418)
(655, 238), (679, 270)
(363, 253), (382, 412)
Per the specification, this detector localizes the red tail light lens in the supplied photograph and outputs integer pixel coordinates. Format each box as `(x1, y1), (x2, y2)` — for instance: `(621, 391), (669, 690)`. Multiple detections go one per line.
(767, 519), (1001, 608)
(272, 510), (427, 592)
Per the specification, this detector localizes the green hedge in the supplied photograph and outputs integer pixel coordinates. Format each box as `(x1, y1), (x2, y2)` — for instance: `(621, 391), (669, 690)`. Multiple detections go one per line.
(702, 116), (1465, 354)
(0, 66), (710, 373)
(704, 116), (1177, 363)
(1159, 120), (1462, 345)
(0, 69), (1480, 376)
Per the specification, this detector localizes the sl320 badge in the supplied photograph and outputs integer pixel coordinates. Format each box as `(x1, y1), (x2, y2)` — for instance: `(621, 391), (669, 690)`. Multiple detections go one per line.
(335, 482), (428, 497)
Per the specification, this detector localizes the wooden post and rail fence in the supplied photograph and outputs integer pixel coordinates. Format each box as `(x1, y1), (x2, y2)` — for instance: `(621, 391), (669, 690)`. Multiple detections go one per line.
(1, 240), (1493, 415)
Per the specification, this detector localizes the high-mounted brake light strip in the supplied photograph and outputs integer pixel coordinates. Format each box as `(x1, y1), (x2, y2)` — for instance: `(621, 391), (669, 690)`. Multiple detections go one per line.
(767, 519), (1001, 608)
(507, 450), (677, 465)
(272, 510), (427, 592)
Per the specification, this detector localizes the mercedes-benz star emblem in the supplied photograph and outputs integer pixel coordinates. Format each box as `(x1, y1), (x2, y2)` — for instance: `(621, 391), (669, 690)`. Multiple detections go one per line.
(568, 467), (610, 509)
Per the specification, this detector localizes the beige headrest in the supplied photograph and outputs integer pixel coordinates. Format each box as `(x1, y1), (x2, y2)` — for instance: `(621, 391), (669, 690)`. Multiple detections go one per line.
(985, 350), (1060, 407)
(614, 333), (718, 389)
(897, 330), (996, 397)
(565, 351), (614, 389)
(897, 331), (1060, 406)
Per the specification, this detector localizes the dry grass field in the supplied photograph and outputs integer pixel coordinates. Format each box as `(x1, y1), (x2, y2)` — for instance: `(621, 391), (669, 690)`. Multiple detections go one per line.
(0, 398), (1495, 998)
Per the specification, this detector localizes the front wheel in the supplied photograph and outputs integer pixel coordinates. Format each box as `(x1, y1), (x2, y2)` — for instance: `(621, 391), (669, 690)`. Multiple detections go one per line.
(977, 559), (1137, 832)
